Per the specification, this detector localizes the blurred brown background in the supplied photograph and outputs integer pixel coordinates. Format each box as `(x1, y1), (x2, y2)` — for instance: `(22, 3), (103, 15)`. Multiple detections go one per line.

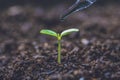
(0, 0), (120, 41)
(0, 0), (120, 9)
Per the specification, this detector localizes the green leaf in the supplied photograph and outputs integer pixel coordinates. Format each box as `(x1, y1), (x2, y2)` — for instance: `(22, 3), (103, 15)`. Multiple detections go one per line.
(61, 28), (79, 37)
(40, 29), (58, 37)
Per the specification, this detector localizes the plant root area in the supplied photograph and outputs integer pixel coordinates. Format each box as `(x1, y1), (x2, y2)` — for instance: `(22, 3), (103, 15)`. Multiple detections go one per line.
(0, 1), (120, 80)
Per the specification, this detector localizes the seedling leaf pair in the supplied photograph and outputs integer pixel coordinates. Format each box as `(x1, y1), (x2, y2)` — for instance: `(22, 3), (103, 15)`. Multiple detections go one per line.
(40, 28), (79, 38)
(40, 28), (79, 64)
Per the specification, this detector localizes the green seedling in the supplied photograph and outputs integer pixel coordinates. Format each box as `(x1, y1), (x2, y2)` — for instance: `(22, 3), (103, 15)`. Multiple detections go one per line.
(40, 28), (79, 64)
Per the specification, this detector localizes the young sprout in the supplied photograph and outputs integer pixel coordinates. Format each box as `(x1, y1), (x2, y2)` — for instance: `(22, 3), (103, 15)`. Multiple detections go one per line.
(40, 28), (79, 64)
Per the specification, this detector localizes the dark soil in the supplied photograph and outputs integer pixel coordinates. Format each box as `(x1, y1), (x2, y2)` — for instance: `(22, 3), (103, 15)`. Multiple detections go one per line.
(0, 0), (120, 80)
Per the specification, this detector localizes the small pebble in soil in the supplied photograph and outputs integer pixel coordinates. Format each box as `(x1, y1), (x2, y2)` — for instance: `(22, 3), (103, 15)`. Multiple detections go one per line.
(79, 77), (85, 80)
(81, 38), (89, 45)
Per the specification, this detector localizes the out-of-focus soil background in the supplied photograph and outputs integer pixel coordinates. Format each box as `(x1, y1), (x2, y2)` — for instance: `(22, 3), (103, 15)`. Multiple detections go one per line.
(0, 0), (120, 41)
(0, 0), (120, 80)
